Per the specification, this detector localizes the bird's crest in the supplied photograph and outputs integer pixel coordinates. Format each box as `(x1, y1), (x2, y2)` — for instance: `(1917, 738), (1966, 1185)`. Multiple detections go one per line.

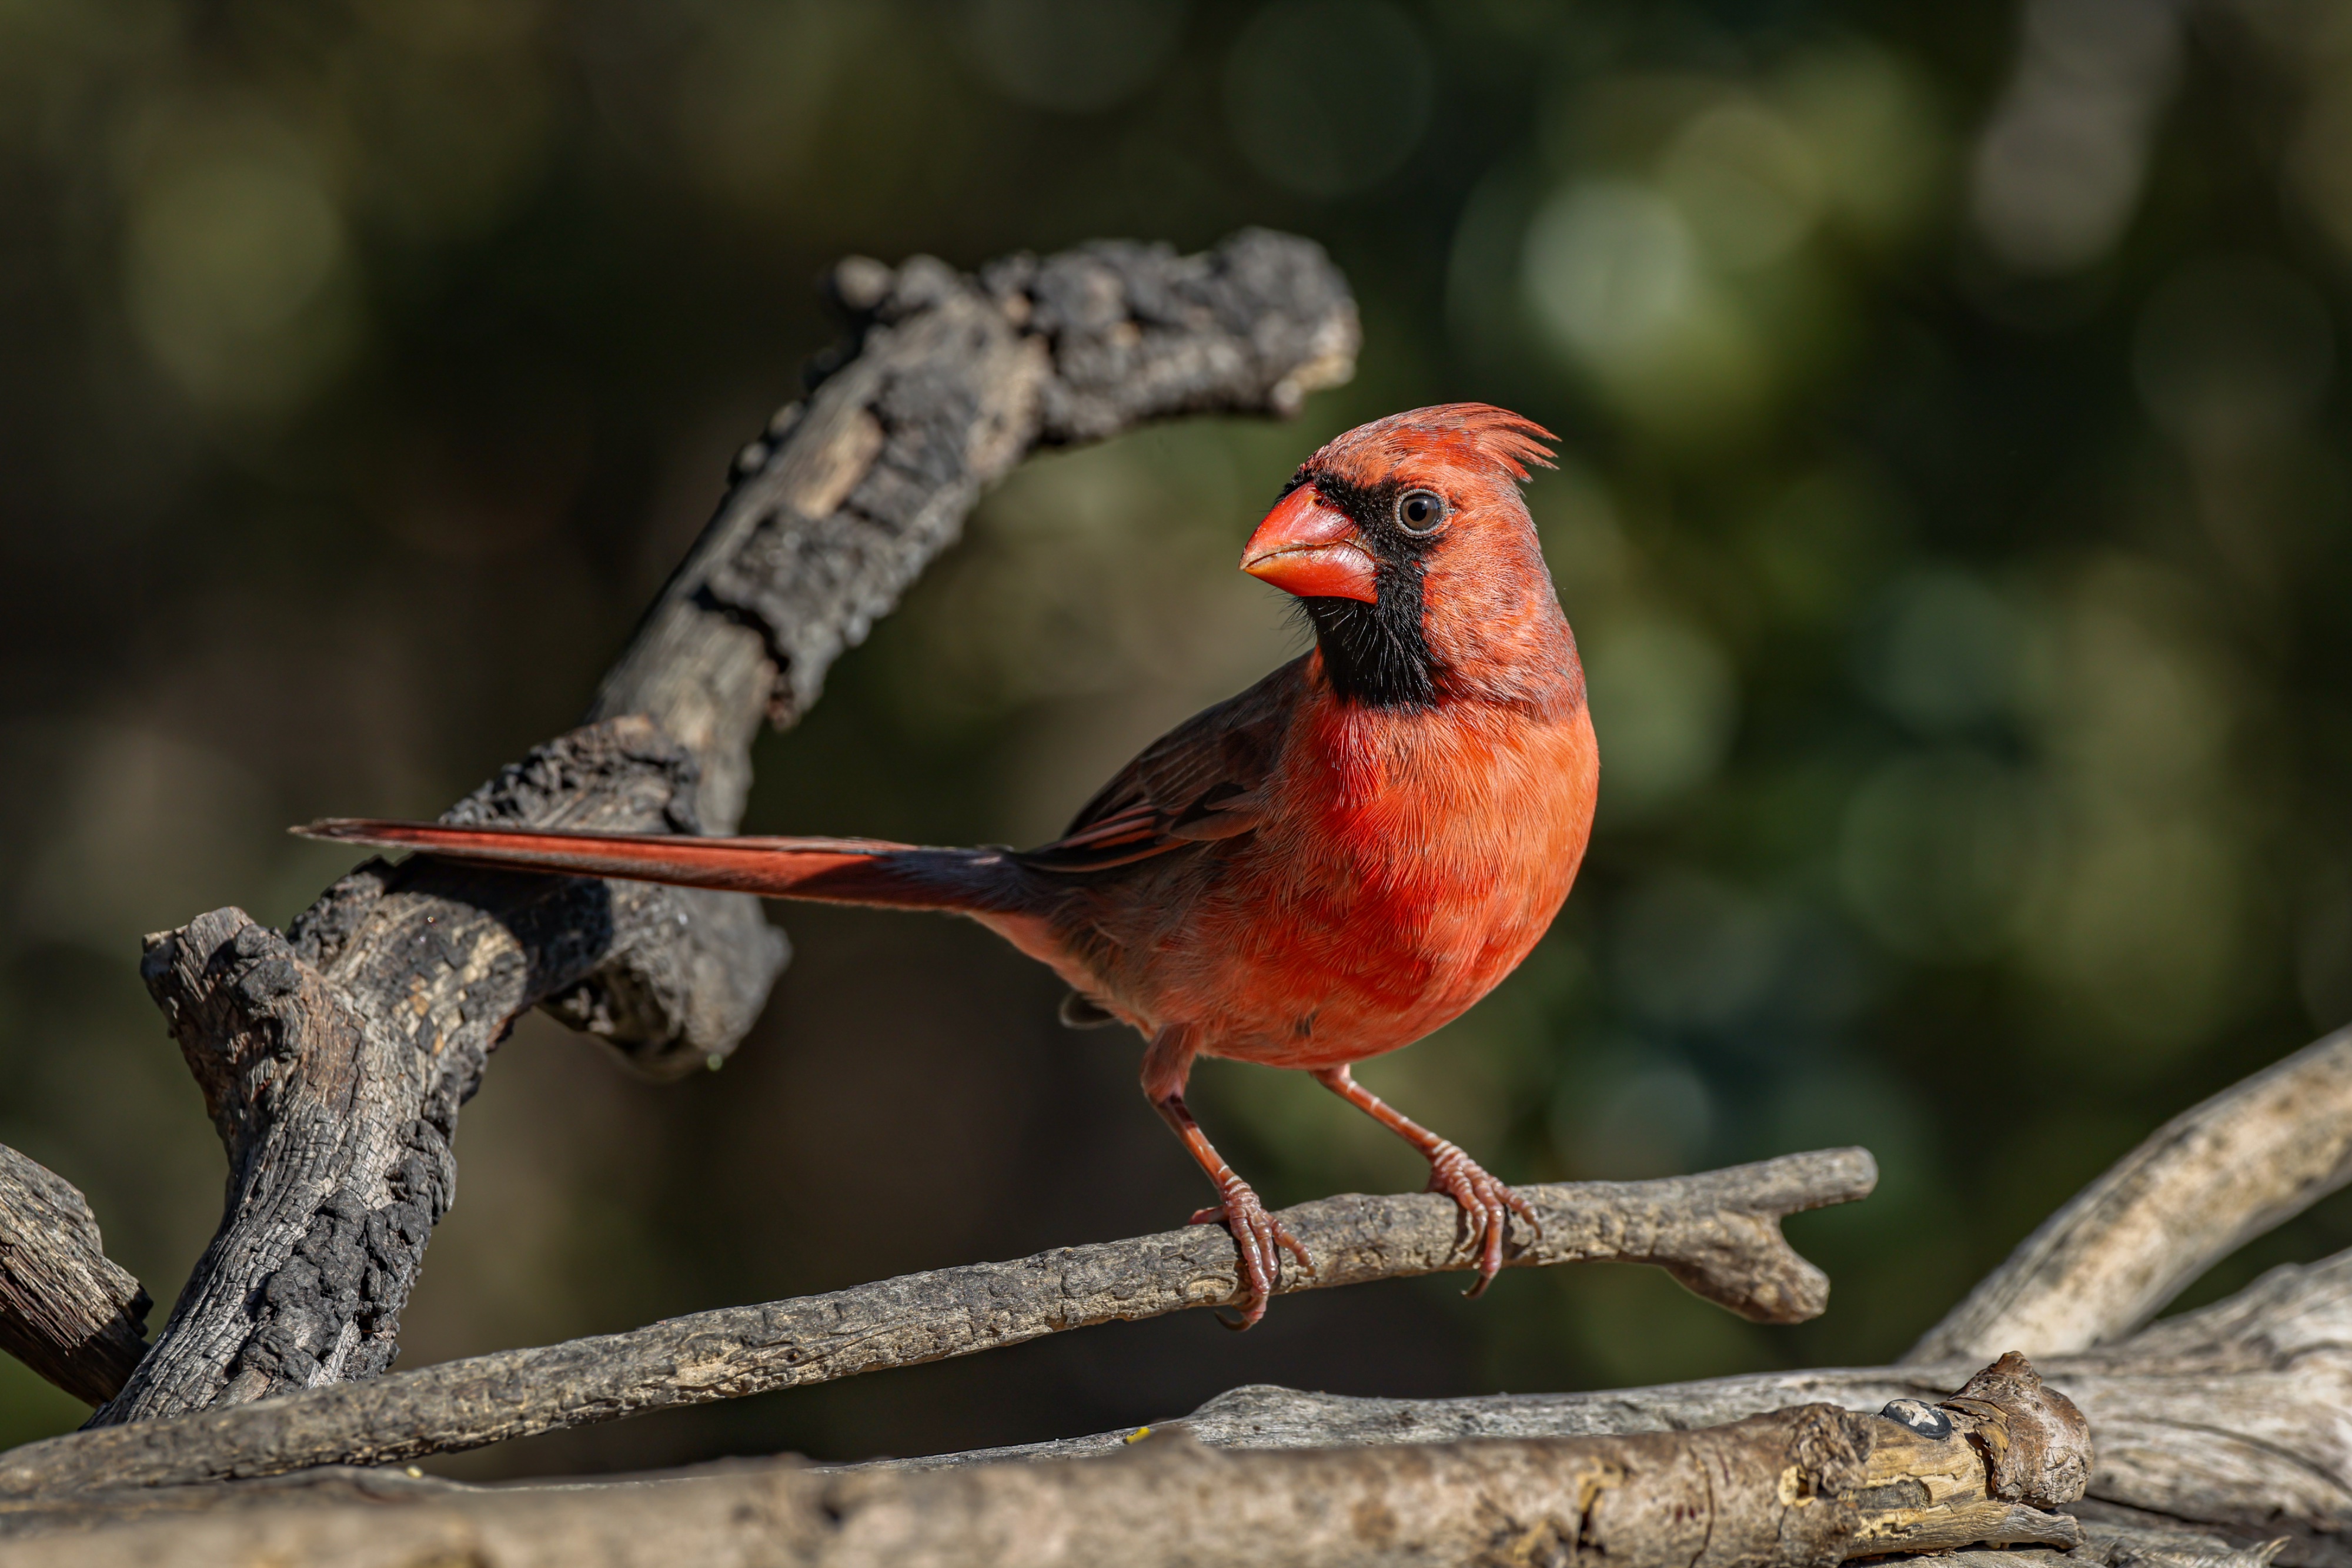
(1308, 403), (1558, 485)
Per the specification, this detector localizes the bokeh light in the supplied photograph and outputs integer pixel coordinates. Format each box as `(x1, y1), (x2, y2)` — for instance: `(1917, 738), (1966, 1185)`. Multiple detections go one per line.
(1224, 0), (1432, 196)
(2, 0), (2350, 1480)
(963, 0), (1192, 113)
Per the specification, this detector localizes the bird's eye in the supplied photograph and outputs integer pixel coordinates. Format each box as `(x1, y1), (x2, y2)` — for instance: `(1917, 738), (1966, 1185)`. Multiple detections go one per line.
(1394, 489), (1448, 535)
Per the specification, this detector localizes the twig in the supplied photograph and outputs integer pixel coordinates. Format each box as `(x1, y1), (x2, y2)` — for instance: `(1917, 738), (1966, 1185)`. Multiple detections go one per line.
(91, 232), (1359, 1429)
(1907, 1025), (2352, 1362)
(0, 1150), (1872, 1496)
(0, 1352), (2087, 1568)
(0, 1145), (148, 1405)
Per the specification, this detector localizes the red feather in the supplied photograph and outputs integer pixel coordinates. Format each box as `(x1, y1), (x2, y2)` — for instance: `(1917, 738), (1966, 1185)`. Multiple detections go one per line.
(296, 404), (1596, 1326)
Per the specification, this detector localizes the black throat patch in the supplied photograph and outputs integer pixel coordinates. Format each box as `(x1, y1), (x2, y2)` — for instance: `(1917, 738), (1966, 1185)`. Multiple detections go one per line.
(1288, 472), (1441, 710)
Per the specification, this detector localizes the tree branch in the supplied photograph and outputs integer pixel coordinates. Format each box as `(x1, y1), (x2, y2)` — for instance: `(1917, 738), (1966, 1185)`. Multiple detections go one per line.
(0, 1353), (2090, 1568)
(924, 1248), (2351, 1562)
(85, 231), (1358, 1430)
(0, 1149), (1872, 1496)
(590, 231), (1358, 833)
(0, 1145), (148, 1406)
(14, 1021), (2344, 1561)
(15, 223), (2343, 1568)
(1906, 1026), (2352, 1362)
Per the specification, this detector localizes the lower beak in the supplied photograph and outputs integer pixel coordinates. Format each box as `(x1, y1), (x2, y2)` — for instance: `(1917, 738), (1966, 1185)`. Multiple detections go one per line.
(1241, 486), (1378, 603)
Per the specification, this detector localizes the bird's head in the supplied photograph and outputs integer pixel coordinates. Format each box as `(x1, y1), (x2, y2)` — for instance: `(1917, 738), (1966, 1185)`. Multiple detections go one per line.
(1241, 403), (1579, 711)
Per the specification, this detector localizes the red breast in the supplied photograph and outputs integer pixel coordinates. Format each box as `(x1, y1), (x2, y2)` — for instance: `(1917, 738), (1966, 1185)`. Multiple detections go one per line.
(1100, 404), (1599, 1065)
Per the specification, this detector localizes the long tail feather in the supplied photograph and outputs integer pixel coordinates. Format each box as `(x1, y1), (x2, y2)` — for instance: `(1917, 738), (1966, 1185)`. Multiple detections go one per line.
(293, 818), (1024, 911)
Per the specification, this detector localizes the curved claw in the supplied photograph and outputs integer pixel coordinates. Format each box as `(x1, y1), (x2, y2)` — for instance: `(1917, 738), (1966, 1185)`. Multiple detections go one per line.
(1190, 1186), (1315, 1328)
(1425, 1141), (1540, 1297)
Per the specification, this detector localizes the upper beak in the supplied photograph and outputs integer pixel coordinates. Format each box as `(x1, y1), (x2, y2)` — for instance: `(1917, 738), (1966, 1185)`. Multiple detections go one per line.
(1241, 485), (1378, 603)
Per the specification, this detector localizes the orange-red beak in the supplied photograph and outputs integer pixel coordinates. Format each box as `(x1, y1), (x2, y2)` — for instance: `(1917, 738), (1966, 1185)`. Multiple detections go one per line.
(1240, 486), (1378, 603)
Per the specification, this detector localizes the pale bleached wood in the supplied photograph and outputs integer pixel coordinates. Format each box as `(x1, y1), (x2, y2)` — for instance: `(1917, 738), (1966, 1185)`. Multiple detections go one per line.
(871, 1249), (2352, 1564)
(15, 230), (2347, 1565)
(0, 1353), (2090, 1568)
(0, 1150), (1872, 1498)
(1907, 1027), (2352, 1363)
(1946, 1522), (2287, 1568)
(10, 1105), (2338, 1559)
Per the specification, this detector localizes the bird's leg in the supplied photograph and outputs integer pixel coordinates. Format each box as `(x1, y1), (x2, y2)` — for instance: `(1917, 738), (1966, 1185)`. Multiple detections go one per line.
(1143, 1028), (1313, 1329)
(1310, 1064), (1539, 1295)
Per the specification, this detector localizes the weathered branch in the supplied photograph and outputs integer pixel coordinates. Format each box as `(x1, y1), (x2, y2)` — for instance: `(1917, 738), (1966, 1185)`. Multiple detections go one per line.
(108, 721), (747, 1427)
(86, 231), (1358, 1430)
(26, 230), (2339, 1563)
(1952, 1526), (2289, 1568)
(1908, 1026), (2352, 1362)
(15, 1025), (2340, 1559)
(0, 1150), (1872, 1497)
(592, 230), (1359, 832)
(924, 1248), (2352, 1563)
(0, 1145), (148, 1406)
(0, 1353), (2088, 1568)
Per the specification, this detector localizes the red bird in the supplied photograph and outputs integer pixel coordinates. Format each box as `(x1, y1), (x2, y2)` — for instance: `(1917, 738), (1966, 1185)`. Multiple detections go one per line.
(299, 404), (1600, 1326)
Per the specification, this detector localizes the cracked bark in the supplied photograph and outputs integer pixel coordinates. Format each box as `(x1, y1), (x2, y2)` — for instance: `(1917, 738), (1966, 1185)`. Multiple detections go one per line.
(0, 1145), (149, 1406)
(89, 229), (1359, 1430)
(15, 934), (2352, 1568)
(871, 1256), (2352, 1565)
(0, 1352), (2093, 1568)
(5, 1249), (2336, 1564)
(0, 1150), (1872, 1495)
(9, 228), (2347, 1567)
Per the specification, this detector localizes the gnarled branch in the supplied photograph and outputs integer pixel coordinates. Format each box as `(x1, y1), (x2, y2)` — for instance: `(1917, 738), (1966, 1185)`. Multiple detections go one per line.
(0, 1352), (2088, 1568)
(928, 1251), (2352, 1562)
(16, 229), (2347, 1566)
(88, 231), (1358, 1430)
(0, 1150), (1871, 1496)
(0, 1145), (148, 1406)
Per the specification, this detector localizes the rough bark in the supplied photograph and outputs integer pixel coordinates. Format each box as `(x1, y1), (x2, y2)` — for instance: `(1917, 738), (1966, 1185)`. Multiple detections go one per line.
(908, 1248), (2351, 1564)
(1908, 1027), (2352, 1363)
(0, 1149), (1872, 1496)
(91, 230), (1358, 1430)
(10, 226), (2344, 1566)
(105, 720), (730, 1428)
(0, 1145), (149, 1406)
(0, 1353), (2089, 1568)
(1955, 1526), (2288, 1568)
(590, 229), (1359, 833)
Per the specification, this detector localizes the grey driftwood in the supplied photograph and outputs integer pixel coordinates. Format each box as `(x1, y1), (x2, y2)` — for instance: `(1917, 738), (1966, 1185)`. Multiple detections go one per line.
(1, 1248), (2327, 1566)
(906, 1248), (2351, 1563)
(0, 1352), (2093, 1568)
(11, 1223), (2330, 1564)
(4, 229), (2346, 1568)
(0, 1150), (1873, 1496)
(88, 230), (1360, 1430)
(824, 1044), (2350, 1566)
(0, 1145), (149, 1406)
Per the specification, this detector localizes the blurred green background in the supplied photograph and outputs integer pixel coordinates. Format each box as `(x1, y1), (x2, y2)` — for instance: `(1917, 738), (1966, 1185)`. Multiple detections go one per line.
(4, 0), (2351, 1479)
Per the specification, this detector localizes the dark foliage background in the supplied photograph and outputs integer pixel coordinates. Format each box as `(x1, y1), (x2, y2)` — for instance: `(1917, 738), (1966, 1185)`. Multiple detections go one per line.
(3, 0), (2350, 1479)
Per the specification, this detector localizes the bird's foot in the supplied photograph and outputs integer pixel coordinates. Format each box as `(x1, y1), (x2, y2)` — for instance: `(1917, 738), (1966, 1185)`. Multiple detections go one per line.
(1189, 1182), (1314, 1329)
(1425, 1141), (1541, 1296)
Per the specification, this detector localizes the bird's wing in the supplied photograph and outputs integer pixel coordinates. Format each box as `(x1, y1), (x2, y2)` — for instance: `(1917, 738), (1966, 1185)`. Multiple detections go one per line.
(1014, 657), (1306, 875)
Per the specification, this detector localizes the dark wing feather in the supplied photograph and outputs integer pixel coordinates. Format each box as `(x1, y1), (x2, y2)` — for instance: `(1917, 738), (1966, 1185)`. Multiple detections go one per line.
(1014, 656), (1306, 875)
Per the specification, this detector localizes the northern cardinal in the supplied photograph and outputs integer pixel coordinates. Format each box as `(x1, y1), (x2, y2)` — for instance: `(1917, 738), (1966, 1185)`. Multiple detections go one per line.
(299, 404), (1599, 1326)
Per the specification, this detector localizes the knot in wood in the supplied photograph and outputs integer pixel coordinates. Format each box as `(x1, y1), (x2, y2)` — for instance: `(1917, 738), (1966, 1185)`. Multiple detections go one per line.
(1786, 1403), (1876, 1500)
(1939, 1352), (2092, 1506)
